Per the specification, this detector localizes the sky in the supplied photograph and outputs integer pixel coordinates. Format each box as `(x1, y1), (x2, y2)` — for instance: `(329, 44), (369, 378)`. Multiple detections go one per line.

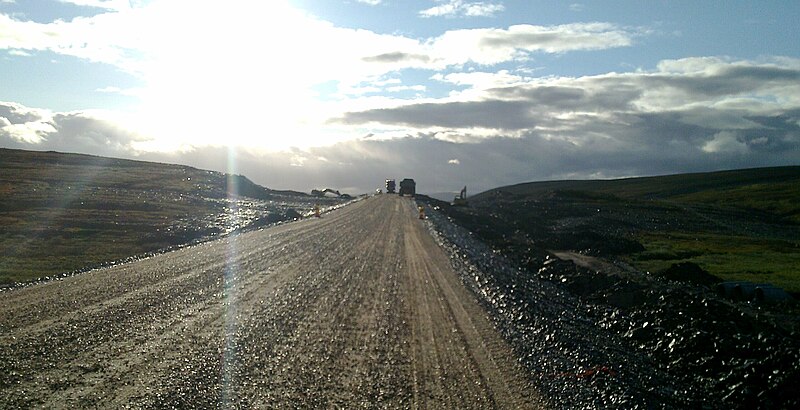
(1, 0), (799, 195)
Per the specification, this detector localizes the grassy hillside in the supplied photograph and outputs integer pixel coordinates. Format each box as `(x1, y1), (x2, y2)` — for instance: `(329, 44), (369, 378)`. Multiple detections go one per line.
(449, 166), (800, 293)
(0, 148), (319, 286)
(477, 167), (800, 222)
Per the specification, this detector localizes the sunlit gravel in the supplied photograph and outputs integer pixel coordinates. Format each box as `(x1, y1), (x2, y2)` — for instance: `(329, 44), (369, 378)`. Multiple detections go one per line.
(421, 202), (800, 409)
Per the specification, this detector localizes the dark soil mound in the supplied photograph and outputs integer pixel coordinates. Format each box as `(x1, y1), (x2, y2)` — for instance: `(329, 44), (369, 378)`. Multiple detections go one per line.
(660, 262), (722, 287)
(418, 195), (800, 409)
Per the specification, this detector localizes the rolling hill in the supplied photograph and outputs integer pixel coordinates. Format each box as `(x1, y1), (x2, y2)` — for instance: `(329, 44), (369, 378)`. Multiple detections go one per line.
(473, 166), (800, 223)
(0, 148), (332, 286)
(431, 166), (800, 293)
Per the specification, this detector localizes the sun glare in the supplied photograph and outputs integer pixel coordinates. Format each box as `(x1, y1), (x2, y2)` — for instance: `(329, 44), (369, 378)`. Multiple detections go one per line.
(132, 0), (340, 152)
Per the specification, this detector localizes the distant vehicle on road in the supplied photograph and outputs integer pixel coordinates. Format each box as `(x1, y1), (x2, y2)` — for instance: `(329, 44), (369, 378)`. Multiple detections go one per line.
(385, 179), (396, 194)
(399, 178), (416, 196)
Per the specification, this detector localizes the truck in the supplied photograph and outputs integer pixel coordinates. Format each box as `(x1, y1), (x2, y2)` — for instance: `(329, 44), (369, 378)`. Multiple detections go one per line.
(385, 179), (396, 194)
(398, 178), (416, 197)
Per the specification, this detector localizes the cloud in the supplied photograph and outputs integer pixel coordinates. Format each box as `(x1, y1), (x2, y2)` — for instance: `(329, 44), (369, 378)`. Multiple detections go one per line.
(356, 0), (382, 5)
(386, 85), (427, 93)
(0, 120), (54, 143)
(0, 4), (642, 129)
(355, 23), (642, 74)
(569, 3), (585, 12)
(0, 101), (148, 155)
(387, 23), (640, 71)
(0, 3), (634, 152)
(0, 102), (53, 143)
(361, 52), (431, 64)
(470, 23), (635, 54)
(0, 11), (144, 71)
(702, 131), (748, 154)
(228, 126), (799, 194)
(420, 1), (505, 18)
(339, 99), (538, 130)
(5, 57), (786, 195)
(2, 2), (798, 196)
(3, 96), (799, 195)
(329, 57), (800, 190)
(57, 0), (130, 11)
(94, 86), (142, 97)
(0, 101), (45, 124)
(339, 57), (800, 130)
(49, 112), (146, 153)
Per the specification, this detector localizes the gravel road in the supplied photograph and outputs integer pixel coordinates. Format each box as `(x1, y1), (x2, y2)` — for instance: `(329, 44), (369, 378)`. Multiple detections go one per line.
(0, 194), (542, 408)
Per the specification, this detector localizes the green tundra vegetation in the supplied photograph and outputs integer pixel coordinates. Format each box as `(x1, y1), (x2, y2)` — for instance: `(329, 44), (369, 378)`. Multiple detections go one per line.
(470, 166), (800, 293)
(624, 169), (800, 293)
(633, 232), (800, 293)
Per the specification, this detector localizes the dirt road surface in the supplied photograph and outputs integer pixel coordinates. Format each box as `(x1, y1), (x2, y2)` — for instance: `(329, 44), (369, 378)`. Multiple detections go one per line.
(1, 195), (542, 408)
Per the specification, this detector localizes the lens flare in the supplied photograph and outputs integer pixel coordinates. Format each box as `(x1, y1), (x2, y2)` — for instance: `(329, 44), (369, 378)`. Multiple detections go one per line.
(222, 147), (241, 405)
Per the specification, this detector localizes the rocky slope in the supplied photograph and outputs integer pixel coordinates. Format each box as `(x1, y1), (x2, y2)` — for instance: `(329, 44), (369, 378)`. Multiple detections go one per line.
(417, 169), (800, 408)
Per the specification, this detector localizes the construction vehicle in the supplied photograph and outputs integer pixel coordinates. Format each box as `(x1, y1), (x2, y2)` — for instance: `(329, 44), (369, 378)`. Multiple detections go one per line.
(385, 179), (396, 194)
(452, 186), (468, 206)
(399, 178), (416, 196)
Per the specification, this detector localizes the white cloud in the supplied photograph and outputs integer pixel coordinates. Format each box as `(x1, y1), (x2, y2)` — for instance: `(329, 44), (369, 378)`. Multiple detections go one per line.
(635, 57), (800, 113)
(119, 9), (636, 150)
(336, 57), (800, 169)
(354, 23), (640, 87)
(463, 2), (504, 17)
(420, 0), (505, 18)
(0, 4), (640, 97)
(57, 0), (130, 11)
(422, 23), (637, 68)
(0, 101), (149, 152)
(0, 101), (48, 124)
(702, 131), (748, 153)
(0, 121), (52, 143)
(356, 0), (382, 5)
(7, 49), (30, 56)
(432, 70), (525, 96)
(0, 103), (54, 143)
(386, 85), (427, 93)
(569, 3), (585, 12)
(0, 1), (414, 149)
(94, 86), (143, 97)
(0, 12), (144, 71)
(8, 54), (795, 173)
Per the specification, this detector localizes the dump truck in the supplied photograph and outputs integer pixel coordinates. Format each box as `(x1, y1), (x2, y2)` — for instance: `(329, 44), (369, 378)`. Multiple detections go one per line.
(385, 179), (396, 194)
(399, 178), (416, 196)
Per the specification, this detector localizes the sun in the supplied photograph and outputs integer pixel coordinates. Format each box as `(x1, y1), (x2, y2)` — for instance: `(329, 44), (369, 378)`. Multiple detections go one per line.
(129, 0), (342, 152)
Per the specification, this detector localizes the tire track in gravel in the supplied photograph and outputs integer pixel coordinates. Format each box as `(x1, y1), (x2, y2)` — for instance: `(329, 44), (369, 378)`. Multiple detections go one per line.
(400, 198), (540, 409)
(1, 194), (543, 409)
